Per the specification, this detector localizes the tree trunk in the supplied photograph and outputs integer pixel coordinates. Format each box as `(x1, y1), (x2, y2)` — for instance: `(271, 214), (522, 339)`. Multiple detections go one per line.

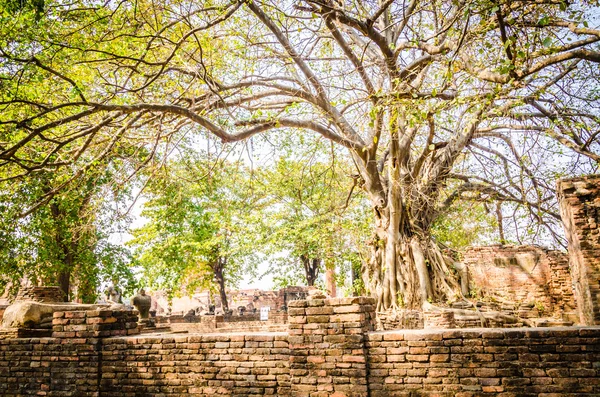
(57, 270), (70, 302)
(325, 267), (336, 297)
(496, 202), (506, 244)
(213, 258), (229, 312)
(364, 217), (462, 311)
(301, 254), (320, 287)
(50, 200), (73, 302)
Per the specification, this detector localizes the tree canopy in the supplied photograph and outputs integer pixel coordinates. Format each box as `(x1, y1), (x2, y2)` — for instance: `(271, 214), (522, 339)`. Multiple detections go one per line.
(257, 142), (370, 289)
(128, 152), (262, 309)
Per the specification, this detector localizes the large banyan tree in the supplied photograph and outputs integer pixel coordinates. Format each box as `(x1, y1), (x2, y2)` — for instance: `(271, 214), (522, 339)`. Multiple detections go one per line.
(1, 0), (599, 309)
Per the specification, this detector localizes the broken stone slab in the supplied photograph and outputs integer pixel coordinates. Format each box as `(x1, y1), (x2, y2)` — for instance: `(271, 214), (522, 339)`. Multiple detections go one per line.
(1, 301), (112, 329)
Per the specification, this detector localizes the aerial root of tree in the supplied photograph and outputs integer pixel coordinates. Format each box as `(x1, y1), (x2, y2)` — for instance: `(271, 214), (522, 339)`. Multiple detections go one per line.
(364, 235), (534, 326)
(364, 235), (463, 312)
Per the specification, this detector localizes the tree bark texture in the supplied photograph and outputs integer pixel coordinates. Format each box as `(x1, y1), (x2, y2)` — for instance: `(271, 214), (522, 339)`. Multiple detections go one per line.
(301, 255), (321, 287)
(360, 156), (464, 310)
(364, 226), (462, 310)
(213, 257), (229, 312)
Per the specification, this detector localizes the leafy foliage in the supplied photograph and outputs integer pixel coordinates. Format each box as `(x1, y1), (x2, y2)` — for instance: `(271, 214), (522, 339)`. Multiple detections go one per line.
(2, 0), (600, 308)
(128, 153), (262, 304)
(0, 168), (136, 302)
(259, 153), (370, 290)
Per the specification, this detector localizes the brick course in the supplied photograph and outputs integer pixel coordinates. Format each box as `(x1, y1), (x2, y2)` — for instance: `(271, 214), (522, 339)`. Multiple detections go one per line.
(15, 286), (66, 303)
(287, 296), (376, 397)
(52, 309), (140, 338)
(0, 336), (99, 396)
(366, 327), (600, 396)
(101, 333), (290, 396)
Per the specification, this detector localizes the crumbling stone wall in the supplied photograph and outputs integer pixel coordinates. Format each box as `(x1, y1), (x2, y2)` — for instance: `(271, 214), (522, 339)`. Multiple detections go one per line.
(464, 245), (576, 319)
(101, 333), (291, 396)
(0, 337), (100, 396)
(52, 308), (139, 338)
(367, 327), (600, 396)
(157, 312), (288, 333)
(558, 175), (600, 325)
(15, 286), (65, 303)
(287, 297), (375, 396)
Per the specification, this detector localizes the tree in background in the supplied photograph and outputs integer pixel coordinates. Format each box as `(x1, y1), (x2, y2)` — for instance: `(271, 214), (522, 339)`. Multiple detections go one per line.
(128, 153), (261, 311)
(256, 136), (371, 292)
(0, 167), (137, 302)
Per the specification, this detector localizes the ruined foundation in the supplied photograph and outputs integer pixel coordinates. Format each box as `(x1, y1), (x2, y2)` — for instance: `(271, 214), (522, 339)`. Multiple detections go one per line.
(558, 175), (600, 325)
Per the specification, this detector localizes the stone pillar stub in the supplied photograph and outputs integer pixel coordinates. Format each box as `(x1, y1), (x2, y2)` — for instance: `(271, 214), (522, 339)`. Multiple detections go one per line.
(287, 296), (375, 397)
(325, 268), (336, 298)
(557, 175), (600, 325)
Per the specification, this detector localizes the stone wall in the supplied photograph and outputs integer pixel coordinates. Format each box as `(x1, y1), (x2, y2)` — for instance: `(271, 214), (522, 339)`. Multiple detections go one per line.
(0, 337), (100, 396)
(156, 312), (288, 333)
(558, 175), (600, 325)
(287, 296), (375, 396)
(101, 333), (291, 396)
(1, 300), (600, 396)
(52, 308), (140, 338)
(464, 245), (576, 320)
(15, 286), (65, 303)
(367, 327), (600, 396)
(158, 286), (310, 316)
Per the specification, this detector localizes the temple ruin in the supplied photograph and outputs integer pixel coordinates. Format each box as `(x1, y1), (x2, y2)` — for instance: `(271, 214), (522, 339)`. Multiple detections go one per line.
(0, 174), (599, 395)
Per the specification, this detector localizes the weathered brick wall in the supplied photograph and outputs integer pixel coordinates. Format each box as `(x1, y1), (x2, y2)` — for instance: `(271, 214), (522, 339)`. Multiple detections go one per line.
(464, 245), (576, 319)
(367, 327), (600, 396)
(15, 286), (65, 303)
(287, 296), (375, 397)
(376, 309), (423, 331)
(0, 337), (100, 396)
(558, 175), (600, 325)
(168, 321), (287, 334)
(52, 308), (139, 338)
(157, 312), (288, 333)
(101, 333), (291, 396)
(2, 300), (600, 396)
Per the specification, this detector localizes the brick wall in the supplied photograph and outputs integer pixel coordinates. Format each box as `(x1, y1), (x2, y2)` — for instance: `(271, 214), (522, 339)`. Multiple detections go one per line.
(0, 337), (100, 396)
(101, 333), (291, 396)
(52, 309), (139, 338)
(1, 301), (600, 396)
(15, 286), (65, 303)
(367, 327), (600, 396)
(157, 312), (288, 333)
(464, 245), (576, 319)
(558, 175), (600, 325)
(168, 321), (287, 333)
(287, 296), (375, 397)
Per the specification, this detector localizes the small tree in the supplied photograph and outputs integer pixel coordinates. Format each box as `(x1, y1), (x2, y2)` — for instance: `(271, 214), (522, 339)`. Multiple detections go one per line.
(128, 155), (259, 311)
(0, 169), (136, 302)
(259, 145), (370, 290)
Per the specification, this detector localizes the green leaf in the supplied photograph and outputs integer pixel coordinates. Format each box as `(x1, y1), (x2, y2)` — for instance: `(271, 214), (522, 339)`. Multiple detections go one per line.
(542, 37), (552, 47)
